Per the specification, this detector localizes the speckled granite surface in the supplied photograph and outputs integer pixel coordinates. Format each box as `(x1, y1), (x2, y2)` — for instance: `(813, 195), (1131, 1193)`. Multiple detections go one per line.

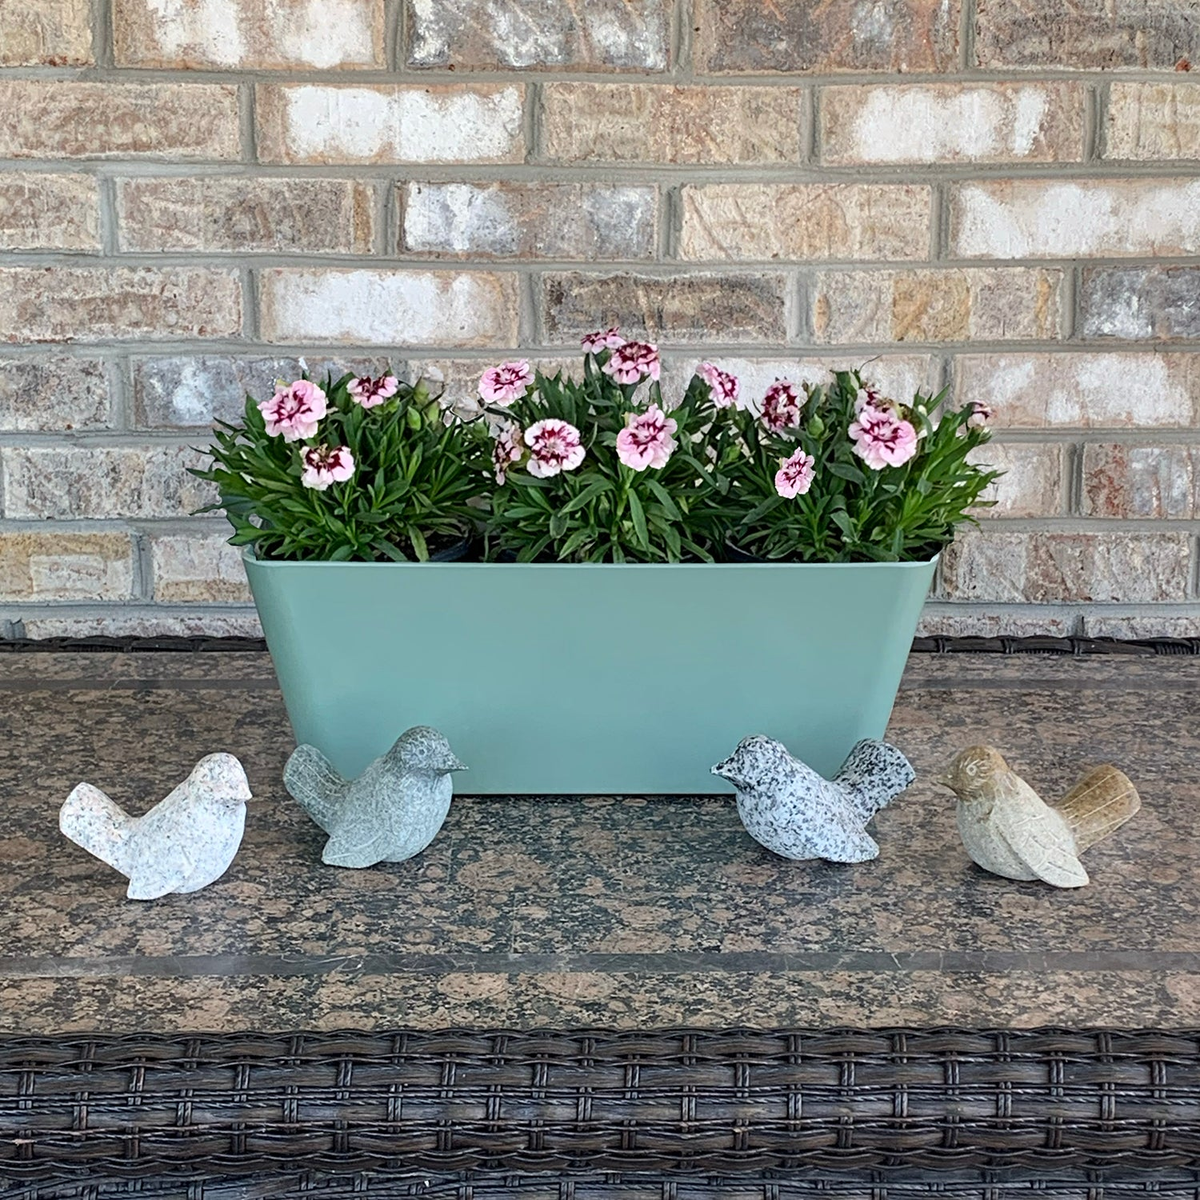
(0, 651), (1197, 1032)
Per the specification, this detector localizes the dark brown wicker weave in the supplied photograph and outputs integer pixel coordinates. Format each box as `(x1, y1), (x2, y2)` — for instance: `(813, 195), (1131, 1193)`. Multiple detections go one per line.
(4, 1028), (1200, 1196)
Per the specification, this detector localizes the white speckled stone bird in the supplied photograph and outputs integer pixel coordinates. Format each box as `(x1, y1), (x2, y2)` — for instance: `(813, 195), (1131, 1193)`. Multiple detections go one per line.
(59, 754), (251, 900)
(284, 726), (466, 869)
(712, 736), (915, 862)
(937, 745), (1141, 889)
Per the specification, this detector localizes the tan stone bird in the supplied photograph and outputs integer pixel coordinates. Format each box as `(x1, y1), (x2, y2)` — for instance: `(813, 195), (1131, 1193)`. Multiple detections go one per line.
(936, 746), (1140, 888)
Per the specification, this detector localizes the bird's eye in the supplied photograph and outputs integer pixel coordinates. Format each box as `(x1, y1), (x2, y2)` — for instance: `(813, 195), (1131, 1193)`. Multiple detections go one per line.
(965, 763), (977, 776)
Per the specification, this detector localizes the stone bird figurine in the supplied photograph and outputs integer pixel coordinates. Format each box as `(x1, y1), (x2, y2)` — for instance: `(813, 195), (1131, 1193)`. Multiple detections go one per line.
(59, 754), (251, 900)
(712, 736), (915, 862)
(937, 745), (1141, 888)
(284, 726), (466, 868)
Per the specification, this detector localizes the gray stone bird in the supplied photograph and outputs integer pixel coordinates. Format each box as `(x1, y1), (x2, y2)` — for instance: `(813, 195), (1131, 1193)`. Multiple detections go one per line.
(937, 745), (1141, 888)
(284, 726), (466, 868)
(59, 754), (251, 900)
(712, 736), (915, 862)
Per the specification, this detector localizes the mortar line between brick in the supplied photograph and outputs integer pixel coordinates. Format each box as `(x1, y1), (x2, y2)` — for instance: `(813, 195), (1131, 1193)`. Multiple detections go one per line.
(92, 0), (113, 69)
(518, 272), (540, 347)
(661, 185), (680, 260)
(383, 179), (399, 257)
(931, 181), (948, 261)
(387, 0), (404, 73)
(674, 0), (694, 78)
(1068, 441), (1083, 516)
(1061, 265), (1078, 341)
(1088, 82), (1106, 163)
(107, 355), (132, 432)
(240, 82), (258, 164)
(804, 87), (818, 165)
(132, 528), (154, 603)
(240, 267), (260, 341)
(96, 176), (119, 257)
(1192, 538), (1200, 601)
(524, 82), (541, 163)
(959, 0), (976, 73)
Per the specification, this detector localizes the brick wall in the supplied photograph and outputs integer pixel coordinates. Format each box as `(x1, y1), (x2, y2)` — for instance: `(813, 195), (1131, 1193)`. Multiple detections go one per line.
(1, 0), (1198, 639)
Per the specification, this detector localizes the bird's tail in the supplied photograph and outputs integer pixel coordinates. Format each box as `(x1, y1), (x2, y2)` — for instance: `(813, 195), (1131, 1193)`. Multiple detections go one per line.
(1055, 764), (1141, 853)
(833, 740), (916, 823)
(283, 744), (349, 833)
(59, 783), (133, 871)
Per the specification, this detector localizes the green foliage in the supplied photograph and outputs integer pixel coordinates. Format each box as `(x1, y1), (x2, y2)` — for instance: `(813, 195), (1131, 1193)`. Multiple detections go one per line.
(191, 372), (490, 562)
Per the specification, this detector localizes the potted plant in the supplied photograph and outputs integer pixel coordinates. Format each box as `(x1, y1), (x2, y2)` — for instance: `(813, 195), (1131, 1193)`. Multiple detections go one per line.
(197, 339), (996, 794)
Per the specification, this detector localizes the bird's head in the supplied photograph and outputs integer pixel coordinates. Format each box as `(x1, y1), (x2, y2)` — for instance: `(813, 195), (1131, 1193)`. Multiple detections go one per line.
(188, 753), (252, 807)
(711, 735), (792, 792)
(934, 745), (1009, 801)
(387, 726), (468, 776)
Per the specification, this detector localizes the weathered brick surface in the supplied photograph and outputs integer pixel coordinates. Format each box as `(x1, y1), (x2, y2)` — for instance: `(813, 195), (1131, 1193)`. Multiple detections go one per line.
(0, 0), (90, 64)
(820, 84), (1086, 165)
(542, 273), (790, 343)
(2, 446), (213, 520)
(259, 270), (519, 346)
(150, 532), (252, 602)
(118, 178), (375, 254)
(541, 85), (805, 165)
(694, 0), (959, 74)
(940, 531), (1192, 604)
(0, 269), (241, 343)
(113, 0), (383, 69)
(406, 0), (668, 70)
(973, 443), (1065, 518)
(0, 531), (135, 602)
(20, 612), (264, 639)
(810, 269), (1063, 344)
(1105, 83), (1200, 161)
(257, 85), (524, 164)
(955, 353), (1200, 428)
(0, 358), (111, 431)
(1082, 614), (1200, 639)
(0, 82), (240, 161)
(975, 0), (1197, 70)
(679, 184), (930, 262)
(950, 180), (1200, 259)
(0, 174), (100, 252)
(401, 183), (657, 260)
(917, 610), (1076, 638)
(1082, 444), (1200, 519)
(1080, 267), (1200, 341)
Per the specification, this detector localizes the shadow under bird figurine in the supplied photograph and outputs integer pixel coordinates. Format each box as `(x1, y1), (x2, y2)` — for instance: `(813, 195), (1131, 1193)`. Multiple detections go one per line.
(284, 726), (466, 868)
(937, 745), (1141, 888)
(712, 736), (915, 862)
(59, 754), (251, 900)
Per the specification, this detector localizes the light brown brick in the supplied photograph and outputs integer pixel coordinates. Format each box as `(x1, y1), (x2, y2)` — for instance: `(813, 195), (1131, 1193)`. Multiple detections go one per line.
(810, 269), (1063, 344)
(542, 272), (790, 344)
(256, 84), (524, 164)
(1105, 83), (1200, 161)
(1082, 444), (1200, 519)
(259, 269), (518, 346)
(940, 531), (1192, 603)
(0, 531), (135, 602)
(2, 445), (213, 520)
(20, 612), (263, 638)
(0, 174), (100, 252)
(406, 0), (668, 70)
(0, 0), (91, 65)
(401, 183), (656, 260)
(954, 353), (1200, 428)
(150, 532), (252, 602)
(917, 609), (1076, 638)
(973, 443), (1065, 518)
(950, 180), (1200, 259)
(118, 178), (375, 254)
(0, 81), (240, 161)
(820, 83), (1086, 165)
(1081, 614), (1200, 639)
(975, 0), (1197, 70)
(113, 0), (384, 68)
(0, 268), (241, 343)
(679, 184), (930, 262)
(695, 0), (959, 73)
(541, 85), (804, 165)
(0, 358), (111, 431)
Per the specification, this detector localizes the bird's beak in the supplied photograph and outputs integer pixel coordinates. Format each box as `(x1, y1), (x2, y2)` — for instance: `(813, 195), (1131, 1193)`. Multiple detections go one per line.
(711, 760), (730, 779)
(932, 773), (953, 790)
(447, 755), (468, 772)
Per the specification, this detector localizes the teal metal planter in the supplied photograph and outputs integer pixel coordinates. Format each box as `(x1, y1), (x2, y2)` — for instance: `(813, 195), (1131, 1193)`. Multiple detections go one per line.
(244, 554), (937, 795)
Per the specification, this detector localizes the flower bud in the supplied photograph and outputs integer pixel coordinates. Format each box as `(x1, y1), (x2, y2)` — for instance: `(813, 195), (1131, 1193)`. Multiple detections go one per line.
(412, 378), (431, 406)
(807, 414), (825, 438)
(405, 405), (423, 431)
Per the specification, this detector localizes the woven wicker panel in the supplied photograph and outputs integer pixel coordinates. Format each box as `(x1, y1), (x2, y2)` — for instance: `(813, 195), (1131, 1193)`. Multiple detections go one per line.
(4, 1030), (1200, 1184)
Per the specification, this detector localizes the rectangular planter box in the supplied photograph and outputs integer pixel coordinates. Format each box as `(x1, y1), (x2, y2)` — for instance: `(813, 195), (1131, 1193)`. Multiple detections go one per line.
(245, 556), (936, 795)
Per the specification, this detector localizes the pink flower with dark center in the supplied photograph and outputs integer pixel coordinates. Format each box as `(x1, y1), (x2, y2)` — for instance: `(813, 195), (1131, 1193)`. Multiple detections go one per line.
(347, 374), (399, 409)
(492, 424), (525, 485)
(259, 379), (327, 442)
(775, 448), (816, 499)
(525, 418), (585, 478)
(616, 403), (678, 472)
(602, 340), (661, 384)
(849, 403), (919, 470)
(300, 444), (355, 491)
(967, 399), (993, 428)
(479, 360), (533, 407)
(699, 362), (741, 409)
(581, 327), (625, 353)
(854, 384), (881, 413)
(761, 379), (802, 433)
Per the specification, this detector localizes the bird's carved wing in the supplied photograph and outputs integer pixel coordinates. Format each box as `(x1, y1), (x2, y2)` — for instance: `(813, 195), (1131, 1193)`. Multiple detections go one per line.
(991, 801), (1088, 888)
(125, 842), (197, 900)
(321, 808), (391, 868)
(804, 802), (881, 863)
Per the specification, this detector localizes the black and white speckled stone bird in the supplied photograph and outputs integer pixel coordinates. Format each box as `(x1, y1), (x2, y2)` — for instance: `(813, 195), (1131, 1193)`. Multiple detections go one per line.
(712, 736), (915, 862)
